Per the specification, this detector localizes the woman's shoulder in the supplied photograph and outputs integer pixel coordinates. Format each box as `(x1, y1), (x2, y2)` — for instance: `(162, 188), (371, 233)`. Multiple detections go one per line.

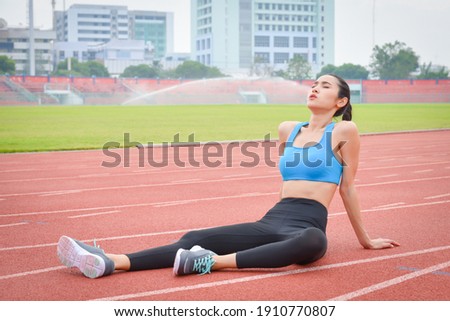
(278, 121), (301, 142)
(334, 120), (358, 135)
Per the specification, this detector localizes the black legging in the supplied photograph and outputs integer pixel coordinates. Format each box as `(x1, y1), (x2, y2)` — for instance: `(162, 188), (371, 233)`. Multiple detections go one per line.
(126, 198), (328, 271)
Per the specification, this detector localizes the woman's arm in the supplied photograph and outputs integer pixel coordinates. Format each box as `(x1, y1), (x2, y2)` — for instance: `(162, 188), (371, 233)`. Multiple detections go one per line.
(338, 122), (400, 249)
(278, 121), (297, 200)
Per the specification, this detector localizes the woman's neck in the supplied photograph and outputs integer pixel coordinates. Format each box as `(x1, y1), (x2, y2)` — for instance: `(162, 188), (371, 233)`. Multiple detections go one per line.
(307, 113), (334, 131)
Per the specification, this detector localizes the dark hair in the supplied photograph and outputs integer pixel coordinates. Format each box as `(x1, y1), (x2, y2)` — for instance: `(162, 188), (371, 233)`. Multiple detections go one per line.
(329, 74), (352, 121)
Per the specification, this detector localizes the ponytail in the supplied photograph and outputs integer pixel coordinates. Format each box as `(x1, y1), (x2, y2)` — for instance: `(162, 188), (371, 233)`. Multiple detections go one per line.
(333, 102), (352, 121)
(343, 103), (352, 121)
(329, 74), (353, 121)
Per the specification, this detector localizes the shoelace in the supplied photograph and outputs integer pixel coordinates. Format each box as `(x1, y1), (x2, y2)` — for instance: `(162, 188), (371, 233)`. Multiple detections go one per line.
(93, 239), (104, 252)
(192, 255), (215, 275)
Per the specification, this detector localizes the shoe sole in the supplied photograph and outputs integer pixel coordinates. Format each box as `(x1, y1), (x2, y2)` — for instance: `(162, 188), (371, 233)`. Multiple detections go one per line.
(57, 236), (106, 279)
(173, 248), (185, 276)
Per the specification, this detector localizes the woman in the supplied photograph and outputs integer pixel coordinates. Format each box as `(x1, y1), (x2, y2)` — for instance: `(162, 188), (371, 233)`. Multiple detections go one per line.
(57, 74), (399, 278)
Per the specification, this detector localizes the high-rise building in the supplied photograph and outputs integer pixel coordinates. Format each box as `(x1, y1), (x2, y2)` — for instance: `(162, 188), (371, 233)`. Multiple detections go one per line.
(55, 4), (129, 44)
(0, 27), (55, 75)
(191, 0), (335, 75)
(129, 11), (174, 59)
(54, 4), (174, 59)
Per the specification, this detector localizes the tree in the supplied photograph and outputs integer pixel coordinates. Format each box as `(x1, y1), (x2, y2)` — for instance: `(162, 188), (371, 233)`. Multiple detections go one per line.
(84, 61), (110, 77)
(249, 56), (273, 77)
(0, 55), (15, 74)
(121, 64), (159, 78)
(285, 55), (312, 80)
(317, 63), (369, 79)
(336, 63), (369, 79)
(174, 60), (224, 79)
(53, 58), (110, 77)
(417, 62), (449, 79)
(316, 64), (338, 77)
(370, 41), (419, 79)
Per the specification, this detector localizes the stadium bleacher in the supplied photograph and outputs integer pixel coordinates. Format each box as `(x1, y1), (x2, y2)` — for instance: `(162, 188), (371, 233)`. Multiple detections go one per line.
(0, 76), (449, 105)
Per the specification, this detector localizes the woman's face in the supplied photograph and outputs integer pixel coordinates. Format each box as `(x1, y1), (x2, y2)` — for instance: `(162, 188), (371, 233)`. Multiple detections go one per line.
(307, 75), (346, 112)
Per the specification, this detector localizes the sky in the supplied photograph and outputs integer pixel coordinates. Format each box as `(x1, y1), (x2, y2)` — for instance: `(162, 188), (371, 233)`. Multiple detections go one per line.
(0, 0), (449, 68)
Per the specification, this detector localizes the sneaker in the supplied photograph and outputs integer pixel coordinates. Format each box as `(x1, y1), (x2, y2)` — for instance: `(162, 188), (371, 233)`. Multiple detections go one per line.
(173, 245), (216, 276)
(57, 235), (115, 278)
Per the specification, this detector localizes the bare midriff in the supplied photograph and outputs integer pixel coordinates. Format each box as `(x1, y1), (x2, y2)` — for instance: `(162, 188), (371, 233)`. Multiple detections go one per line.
(281, 180), (338, 208)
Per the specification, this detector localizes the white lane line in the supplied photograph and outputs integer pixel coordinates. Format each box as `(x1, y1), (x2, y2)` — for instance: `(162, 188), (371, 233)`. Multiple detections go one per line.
(2, 171), (449, 200)
(152, 192), (271, 208)
(2, 181), (450, 219)
(91, 245), (450, 301)
(359, 161), (450, 171)
(329, 260), (450, 301)
(329, 200), (450, 217)
(357, 176), (450, 188)
(223, 173), (251, 178)
(372, 202), (406, 209)
(0, 222), (28, 228)
(170, 178), (202, 184)
(1, 199), (449, 250)
(0, 228), (204, 252)
(424, 193), (450, 200)
(413, 169), (433, 174)
(39, 190), (83, 197)
(375, 174), (399, 179)
(0, 266), (65, 281)
(1, 159), (447, 185)
(68, 210), (121, 219)
(78, 173), (110, 178)
(0, 168), (37, 173)
(0, 175), (278, 198)
(0, 192), (279, 218)
(377, 158), (399, 162)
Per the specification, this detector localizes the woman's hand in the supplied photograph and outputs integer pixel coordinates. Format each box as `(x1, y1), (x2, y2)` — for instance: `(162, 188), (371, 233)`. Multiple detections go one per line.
(365, 238), (400, 250)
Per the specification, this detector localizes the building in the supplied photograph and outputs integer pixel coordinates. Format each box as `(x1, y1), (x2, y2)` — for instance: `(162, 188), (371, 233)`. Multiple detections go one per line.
(190, 0), (335, 76)
(161, 53), (191, 70)
(128, 11), (174, 59)
(0, 25), (56, 75)
(54, 4), (174, 59)
(88, 39), (154, 76)
(54, 4), (129, 44)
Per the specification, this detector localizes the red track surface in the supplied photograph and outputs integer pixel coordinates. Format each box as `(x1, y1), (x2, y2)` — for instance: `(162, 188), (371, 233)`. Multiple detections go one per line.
(1, 130), (449, 301)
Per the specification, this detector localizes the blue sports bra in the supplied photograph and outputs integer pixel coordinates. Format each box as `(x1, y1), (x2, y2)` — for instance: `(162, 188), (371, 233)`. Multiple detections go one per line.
(279, 122), (343, 185)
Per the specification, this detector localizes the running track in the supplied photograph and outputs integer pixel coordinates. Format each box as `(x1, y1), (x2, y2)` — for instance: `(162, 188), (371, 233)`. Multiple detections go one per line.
(0, 130), (449, 301)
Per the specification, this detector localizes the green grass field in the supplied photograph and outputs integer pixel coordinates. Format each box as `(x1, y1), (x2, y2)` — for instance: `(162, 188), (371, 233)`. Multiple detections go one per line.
(0, 103), (449, 153)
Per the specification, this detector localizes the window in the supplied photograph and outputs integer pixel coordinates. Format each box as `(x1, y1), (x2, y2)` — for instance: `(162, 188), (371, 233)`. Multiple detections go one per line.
(117, 50), (130, 58)
(255, 52), (270, 63)
(274, 52), (289, 64)
(294, 37), (309, 48)
(294, 53), (308, 61)
(255, 36), (270, 47)
(274, 37), (289, 48)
